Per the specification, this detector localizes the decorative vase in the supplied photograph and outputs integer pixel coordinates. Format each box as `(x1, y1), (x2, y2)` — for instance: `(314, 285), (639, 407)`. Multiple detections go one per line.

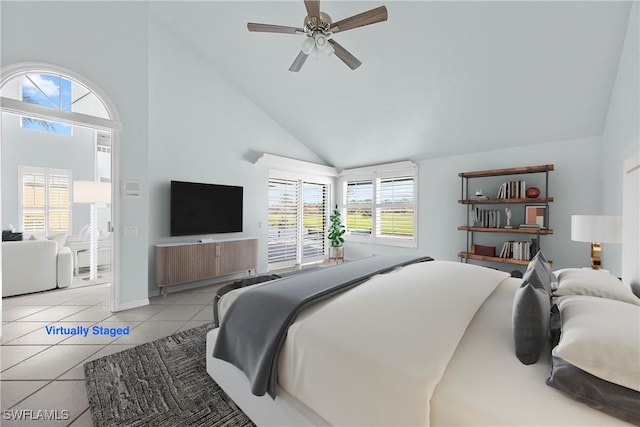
(525, 187), (540, 198)
(329, 246), (344, 263)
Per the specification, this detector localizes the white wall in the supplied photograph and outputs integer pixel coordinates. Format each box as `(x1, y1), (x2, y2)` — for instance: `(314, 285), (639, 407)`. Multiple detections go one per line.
(1, 114), (95, 234)
(601, 1), (639, 275)
(1, 1), (151, 308)
(344, 137), (603, 274)
(147, 18), (326, 294)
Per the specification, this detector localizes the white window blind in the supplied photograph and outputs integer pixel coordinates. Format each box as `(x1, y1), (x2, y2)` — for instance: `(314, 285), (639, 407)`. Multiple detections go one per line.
(268, 178), (299, 265)
(376, 176), (414, 238)
(268, 177), (330, 268)
(20, 166), (72, 234)
(22, 172), (46, 232)
(344, 180), (373, 236)
(302, 182), (327, 260)
(341, 162), (417, 247)
(48, 173), (71, 232)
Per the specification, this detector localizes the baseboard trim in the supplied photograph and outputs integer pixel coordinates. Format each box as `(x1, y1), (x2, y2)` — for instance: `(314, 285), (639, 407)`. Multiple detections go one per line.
(114, 298), (149, 312)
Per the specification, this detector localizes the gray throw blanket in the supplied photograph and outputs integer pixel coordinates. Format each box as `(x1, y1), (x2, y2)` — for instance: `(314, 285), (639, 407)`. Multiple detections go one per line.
(212, 254), (433, 398)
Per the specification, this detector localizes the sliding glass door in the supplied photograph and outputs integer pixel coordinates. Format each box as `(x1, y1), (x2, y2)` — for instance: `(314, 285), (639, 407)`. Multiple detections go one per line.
(268, 177), (329, 269)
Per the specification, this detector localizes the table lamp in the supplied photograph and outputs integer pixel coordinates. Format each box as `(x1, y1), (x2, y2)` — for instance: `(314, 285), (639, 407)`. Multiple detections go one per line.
(571, 214), (622, 269)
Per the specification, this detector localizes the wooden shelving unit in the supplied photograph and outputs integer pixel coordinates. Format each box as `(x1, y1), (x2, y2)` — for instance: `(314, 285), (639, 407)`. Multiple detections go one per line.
(457, 252), (553, 267)
(457, 226), (554, 235)
(458, 164), (554, 268)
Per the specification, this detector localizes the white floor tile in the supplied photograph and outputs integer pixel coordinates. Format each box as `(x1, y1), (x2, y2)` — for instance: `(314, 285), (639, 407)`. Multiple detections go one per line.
(1, 345), (104, 380)
(172, 292), (215, 305)
(1, 322), (49, 344)
(7, 322), (96, 346)
(104, 304), (166, 322)
(1, 345), (50, 372)
(2, 306), (51, 322)
(18, 306), (92, 322)
(0, 380), (49, 410)
(61, 321), (141, 345)
(0, 282), (220, 424)
(147, 304), (204, 321)
(4, 380), (89, 427)
(59, 306), (113, 322)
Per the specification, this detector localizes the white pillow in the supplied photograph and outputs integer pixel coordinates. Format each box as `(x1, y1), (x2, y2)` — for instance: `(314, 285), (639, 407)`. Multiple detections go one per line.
(79, 225), (90, 241)
(553, 295), (640, 392)
(28, 232), (47, 241)
(47, 232), (68, 249)
(554, 268), (640, 306)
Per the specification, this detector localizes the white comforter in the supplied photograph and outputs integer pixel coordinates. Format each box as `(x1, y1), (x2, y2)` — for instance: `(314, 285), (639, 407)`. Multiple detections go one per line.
(220, 260), (510, 426)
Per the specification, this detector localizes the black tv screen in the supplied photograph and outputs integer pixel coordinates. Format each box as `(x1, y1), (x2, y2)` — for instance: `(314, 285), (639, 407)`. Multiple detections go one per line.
(170, 181), (243, 236)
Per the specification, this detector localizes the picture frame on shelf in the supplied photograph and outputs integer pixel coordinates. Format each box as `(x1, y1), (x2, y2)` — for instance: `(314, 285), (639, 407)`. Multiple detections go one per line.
(524, 205), (546, 228)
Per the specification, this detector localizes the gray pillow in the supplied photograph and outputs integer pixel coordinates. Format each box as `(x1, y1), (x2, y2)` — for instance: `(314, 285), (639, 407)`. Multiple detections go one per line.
(547, 357), (640, 424)
(512, 283), (550, 365)
(523, 251), (553, 295)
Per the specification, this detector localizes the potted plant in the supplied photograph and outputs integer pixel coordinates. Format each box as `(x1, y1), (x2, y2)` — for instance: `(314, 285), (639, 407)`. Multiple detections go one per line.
(328, 204), (345, 262)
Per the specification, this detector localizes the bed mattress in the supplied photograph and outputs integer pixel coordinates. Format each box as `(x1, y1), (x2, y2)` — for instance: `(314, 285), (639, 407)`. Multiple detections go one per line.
(210, 262), (633, 426)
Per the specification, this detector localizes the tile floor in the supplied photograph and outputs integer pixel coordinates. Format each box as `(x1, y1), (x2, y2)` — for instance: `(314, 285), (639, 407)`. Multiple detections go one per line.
(1, 282), (220, 426)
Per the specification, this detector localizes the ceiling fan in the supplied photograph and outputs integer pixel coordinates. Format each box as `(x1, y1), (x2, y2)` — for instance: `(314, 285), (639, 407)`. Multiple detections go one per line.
(247, 1), (388, 72)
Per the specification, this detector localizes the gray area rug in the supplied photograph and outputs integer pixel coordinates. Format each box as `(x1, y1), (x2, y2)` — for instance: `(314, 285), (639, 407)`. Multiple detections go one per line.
(84, 323), (254, 427)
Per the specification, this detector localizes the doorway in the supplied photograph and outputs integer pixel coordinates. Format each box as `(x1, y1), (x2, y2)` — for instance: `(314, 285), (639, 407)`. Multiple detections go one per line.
(0, 63), (120, 311)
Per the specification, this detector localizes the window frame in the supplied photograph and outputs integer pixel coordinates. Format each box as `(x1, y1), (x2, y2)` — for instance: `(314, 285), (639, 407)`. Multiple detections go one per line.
(340, 161), (418, 248)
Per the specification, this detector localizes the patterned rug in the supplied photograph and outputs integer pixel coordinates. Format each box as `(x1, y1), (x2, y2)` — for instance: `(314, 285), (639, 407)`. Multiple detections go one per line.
(84, 323), (254, 427)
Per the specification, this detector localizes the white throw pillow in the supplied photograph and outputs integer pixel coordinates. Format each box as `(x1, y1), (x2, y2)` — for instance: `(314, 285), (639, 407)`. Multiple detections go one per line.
(553, 295), (640, 392)
(28, 232), (47, 241)
(554, 268), (639, 306)
(47, 232), (68, 249)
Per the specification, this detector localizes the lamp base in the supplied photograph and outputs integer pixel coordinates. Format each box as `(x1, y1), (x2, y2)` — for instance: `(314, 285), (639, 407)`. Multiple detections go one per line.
(590, 242), (602, 270)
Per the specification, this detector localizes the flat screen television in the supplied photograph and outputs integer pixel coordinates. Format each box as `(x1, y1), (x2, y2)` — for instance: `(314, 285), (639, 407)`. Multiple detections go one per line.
(170, 180), (243, 236)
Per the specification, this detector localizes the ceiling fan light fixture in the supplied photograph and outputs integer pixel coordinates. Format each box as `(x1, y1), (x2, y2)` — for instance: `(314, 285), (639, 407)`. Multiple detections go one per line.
(301, 36), (316, 55)
(314, 33), (328, 49)
(248, 2), (388, 71)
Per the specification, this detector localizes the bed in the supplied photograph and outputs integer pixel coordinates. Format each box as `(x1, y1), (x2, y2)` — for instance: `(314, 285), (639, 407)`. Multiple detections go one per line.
(206, 256), (639, 426)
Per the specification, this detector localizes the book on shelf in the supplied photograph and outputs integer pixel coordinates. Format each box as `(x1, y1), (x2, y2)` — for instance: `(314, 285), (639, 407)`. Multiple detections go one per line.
(519, 224), (541, 229)
(496, 180), (527, 199)
(471, 244), (496, 257)
(474, 208), (501, 228)
(499, 240), (532, 261)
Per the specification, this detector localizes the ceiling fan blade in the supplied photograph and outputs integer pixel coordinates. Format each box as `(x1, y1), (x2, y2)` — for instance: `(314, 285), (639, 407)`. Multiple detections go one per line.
(288, 51), (309, 72)
(330, 5), (388, 34)
(247, 23), (304, 34)
(328, 39), (362, 70)
(304, 0), (321, 20)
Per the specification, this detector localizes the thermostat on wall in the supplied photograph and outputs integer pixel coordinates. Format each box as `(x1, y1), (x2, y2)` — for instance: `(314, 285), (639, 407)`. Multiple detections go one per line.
(124, 180), (141, 197)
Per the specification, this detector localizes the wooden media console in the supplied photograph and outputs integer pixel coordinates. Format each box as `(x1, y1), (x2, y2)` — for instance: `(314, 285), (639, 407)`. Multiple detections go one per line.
(155, 238), (258, 296)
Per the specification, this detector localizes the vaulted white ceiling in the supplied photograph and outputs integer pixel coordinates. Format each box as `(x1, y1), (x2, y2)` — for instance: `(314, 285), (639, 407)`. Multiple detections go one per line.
(150, 1), (633, 169)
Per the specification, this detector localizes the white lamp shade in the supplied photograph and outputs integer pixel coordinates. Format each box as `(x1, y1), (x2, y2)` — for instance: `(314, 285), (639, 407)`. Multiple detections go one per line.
(571, 215), (622, 244)
(301, 37), (315, 55)
(73, 181), (111, 204)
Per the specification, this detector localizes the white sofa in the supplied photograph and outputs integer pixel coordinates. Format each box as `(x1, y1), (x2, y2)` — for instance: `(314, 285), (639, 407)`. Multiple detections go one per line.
(65, 235), (111, 275)
(2, 240), (73, 297)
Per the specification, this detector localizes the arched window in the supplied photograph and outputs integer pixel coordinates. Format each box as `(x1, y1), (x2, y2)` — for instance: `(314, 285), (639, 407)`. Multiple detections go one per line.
(1, 71), (110, 135)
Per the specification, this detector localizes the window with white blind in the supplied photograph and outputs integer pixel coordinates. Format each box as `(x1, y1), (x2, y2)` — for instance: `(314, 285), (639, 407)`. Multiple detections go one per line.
(19, 166), (72, 234)
(341, 162), (417, 247)
(268, 177), (329, 268)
